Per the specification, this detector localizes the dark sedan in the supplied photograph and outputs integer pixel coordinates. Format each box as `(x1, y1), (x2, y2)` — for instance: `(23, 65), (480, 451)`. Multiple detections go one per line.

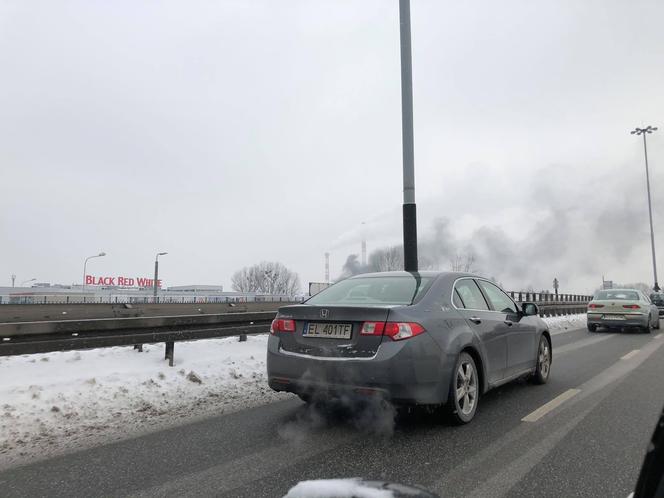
(267, 271), (551, 424)
(650, 292), (664, 317)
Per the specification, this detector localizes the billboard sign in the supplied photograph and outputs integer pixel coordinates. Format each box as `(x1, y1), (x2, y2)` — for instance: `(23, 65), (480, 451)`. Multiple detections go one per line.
(85, 275), (162, 288)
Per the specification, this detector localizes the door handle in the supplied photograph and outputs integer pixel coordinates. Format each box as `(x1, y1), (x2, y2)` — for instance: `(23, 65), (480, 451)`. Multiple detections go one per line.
(504, 320), (514, 326)
(469, 317), (482, 324)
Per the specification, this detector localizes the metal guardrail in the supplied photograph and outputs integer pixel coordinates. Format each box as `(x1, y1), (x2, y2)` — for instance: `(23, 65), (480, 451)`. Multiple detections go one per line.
(0, 312), (277, 365)
(0, 301), (290, 323)
(509, 292), (593, 303)
(508, 292), (592, 317)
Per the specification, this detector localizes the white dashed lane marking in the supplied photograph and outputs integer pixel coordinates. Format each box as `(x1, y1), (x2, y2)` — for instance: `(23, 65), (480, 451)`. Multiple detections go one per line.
(620, 349), (640, 360)
(521, 388), (581, 423)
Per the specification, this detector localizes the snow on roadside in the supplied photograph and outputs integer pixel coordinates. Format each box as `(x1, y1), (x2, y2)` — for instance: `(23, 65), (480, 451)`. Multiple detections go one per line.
(542, 313), (587, 334)
(0, 334), (288, 469)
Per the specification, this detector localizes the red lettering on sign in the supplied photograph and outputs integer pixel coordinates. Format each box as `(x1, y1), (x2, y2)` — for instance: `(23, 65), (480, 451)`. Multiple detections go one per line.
(85, 276), (161, 287)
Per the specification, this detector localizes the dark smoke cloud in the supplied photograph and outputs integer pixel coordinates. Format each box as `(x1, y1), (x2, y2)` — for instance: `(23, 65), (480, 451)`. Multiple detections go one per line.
(336, 158), (662, 292)
(340, 254), (367, 279)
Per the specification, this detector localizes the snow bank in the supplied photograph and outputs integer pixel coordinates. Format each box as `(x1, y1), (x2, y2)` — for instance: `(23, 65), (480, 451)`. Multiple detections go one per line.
(0, 334), (287, 469)
(542, 313), (587, 334)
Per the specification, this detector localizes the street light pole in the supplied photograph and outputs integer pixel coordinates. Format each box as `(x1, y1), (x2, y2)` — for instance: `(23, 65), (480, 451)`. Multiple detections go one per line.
(82, 252), (106, 290)
(154, 252), (168, 302)
(399, 0), (418, 272)
(631, 126), (660, 291)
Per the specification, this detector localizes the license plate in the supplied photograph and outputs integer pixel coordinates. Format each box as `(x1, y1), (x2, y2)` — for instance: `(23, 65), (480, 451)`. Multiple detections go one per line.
(304, 322), (352, 339)
(603, 315), (625, 320)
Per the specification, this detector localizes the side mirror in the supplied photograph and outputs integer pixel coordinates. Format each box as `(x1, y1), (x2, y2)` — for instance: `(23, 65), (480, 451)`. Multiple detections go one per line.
(522, 302), (539, 316)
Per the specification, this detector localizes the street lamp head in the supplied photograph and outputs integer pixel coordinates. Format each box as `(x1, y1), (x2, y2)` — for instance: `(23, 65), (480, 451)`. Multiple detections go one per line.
(98, 252), (106, 257)
(632, 126), (658, 135)
(158, 252), (168, 256)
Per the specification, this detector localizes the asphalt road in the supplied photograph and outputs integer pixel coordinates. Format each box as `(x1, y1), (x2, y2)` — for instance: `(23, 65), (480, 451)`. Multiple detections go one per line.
(1, 324), (663, 498)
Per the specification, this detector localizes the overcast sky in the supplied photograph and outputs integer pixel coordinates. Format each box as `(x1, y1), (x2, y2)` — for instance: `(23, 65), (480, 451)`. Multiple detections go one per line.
(2, 0), (664, 293)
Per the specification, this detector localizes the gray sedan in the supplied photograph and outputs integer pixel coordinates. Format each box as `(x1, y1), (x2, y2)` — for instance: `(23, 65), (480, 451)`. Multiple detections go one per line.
(587, 289), (660, 333)
(267, 271), (551, 424)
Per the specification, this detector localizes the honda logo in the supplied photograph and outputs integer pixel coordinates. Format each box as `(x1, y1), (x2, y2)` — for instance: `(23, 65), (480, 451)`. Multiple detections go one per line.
(320, 309), (329, 318)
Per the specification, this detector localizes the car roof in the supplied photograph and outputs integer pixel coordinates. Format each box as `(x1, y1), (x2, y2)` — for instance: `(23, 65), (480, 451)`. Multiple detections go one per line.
(348, 270), (477, 279)
(598, 288), (642, 292)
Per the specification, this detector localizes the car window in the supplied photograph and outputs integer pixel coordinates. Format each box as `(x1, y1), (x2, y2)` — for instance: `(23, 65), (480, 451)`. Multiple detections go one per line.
(595, 290), (640, 300)
(454, 279), (489, 310)
(477, 280), (518, 313)
(306, 276), (433, 306)
(651, 293), (664, 305)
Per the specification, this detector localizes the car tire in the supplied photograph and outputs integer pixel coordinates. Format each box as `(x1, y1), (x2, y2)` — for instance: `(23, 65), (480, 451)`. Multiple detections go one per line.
(445, 352), (479, 425)
(655, 319), (661, 330)
(532, 335), (552, 385)
(297, 393), (312, 404)
(587, 323), (598, 332)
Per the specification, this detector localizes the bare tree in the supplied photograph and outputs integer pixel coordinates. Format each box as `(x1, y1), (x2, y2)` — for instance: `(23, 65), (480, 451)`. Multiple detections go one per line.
(450, 251), (476, 273)
(231, 261), (300, 295)
(368, 246), (403, 272)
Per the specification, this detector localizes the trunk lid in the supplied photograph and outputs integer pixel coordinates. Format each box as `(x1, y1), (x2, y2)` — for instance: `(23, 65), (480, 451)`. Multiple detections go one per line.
(275, 304), (392, 358)
(590, 299), (644, 316)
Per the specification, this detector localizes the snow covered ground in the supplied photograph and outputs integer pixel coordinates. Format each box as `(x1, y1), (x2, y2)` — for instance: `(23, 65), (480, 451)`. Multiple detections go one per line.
(544, 313), (587, 334)
(0, 314), (586, 469)
(0, 335), (289, 469)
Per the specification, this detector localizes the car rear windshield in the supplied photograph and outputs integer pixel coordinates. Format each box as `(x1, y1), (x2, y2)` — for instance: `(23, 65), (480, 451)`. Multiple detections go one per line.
(306, 276), (433, 306)
(594, 290), (640, 301)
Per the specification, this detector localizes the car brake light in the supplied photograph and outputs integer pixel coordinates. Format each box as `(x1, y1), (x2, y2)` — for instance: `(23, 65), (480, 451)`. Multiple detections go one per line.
(270, 318), (296, 334)
(360, 321), (425, 340)
(623, 304), (640, 309)
(588, 303), (604, 309)
(360, 321), (386, 335)
(383, 322), (425, 341)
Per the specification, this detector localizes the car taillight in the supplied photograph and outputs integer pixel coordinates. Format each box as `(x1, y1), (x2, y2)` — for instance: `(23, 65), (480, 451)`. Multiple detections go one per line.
(623, 304), (640, 309)
(384, 322), (425, 341)
(270, 318), (296, 334)
(588, 303), (604, 309)
(360, 321), (386, 335)
(360, 321), (425, 340)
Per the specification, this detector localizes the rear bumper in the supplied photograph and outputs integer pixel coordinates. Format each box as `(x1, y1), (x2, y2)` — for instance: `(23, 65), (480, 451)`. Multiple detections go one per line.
(266, 334), (453, 405)
(587, 312), (649, 328)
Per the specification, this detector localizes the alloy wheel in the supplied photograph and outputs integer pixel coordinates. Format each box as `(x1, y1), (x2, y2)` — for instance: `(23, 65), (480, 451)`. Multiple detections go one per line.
(538, 338), (551, 379)
(455, 360), (477, 416)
